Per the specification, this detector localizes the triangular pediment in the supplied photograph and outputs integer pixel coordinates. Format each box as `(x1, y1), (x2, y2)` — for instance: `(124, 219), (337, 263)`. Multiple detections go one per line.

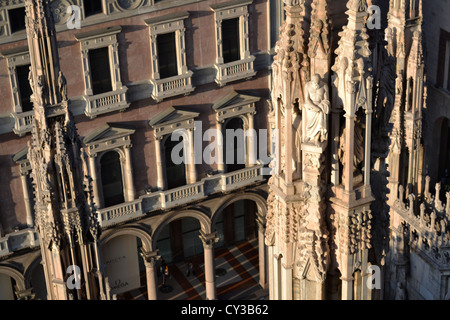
(149, 107), (199, 128)
(212, 91), (260, 111)
(302, 257), (322, 282)
(13, 147), (29, 163)
(83, 123), (135, 145)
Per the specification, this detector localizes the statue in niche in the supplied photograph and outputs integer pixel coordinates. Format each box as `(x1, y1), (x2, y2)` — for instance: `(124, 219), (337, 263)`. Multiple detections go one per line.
(292, 101), (302, 174)
(304, 74), (330, 145)
(58, 70), (68, 101)
(34, 75), (45, 106)
(338, 115), (365, 187)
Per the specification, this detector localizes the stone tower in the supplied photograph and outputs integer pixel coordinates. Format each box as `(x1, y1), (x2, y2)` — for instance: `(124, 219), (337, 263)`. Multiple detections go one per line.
(266, 0), (332, 300)
(25, 0), (104, 300)
(266, 0), (377, 300)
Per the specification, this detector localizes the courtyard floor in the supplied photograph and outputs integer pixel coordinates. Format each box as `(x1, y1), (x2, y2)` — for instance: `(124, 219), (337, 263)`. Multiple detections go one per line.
(118, 238), (269, 300)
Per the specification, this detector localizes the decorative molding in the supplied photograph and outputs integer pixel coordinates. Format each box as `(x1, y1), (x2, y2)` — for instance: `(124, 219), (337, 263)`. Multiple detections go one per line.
(211, 0), (255, 85)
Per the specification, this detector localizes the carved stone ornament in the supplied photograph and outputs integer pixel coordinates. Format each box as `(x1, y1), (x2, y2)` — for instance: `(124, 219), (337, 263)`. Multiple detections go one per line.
(304, 74), (330, 145)
(116, 0), (144, 10)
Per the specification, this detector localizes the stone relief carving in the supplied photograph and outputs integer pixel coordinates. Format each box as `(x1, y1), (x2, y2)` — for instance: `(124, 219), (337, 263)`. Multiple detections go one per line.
(304, 74), (330, 145)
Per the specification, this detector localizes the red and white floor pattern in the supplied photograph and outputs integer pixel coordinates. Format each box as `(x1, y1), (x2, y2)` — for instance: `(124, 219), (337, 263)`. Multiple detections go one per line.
(119, 238), (263, 300)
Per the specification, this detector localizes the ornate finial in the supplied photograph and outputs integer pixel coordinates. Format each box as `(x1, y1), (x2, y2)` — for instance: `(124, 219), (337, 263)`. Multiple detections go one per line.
(347, 0), (368, 12)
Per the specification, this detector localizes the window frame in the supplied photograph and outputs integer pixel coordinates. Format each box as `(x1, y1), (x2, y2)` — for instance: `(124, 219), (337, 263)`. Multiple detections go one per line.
(145, 11), (194, 102)
(1, 46), (31, 114)
(212, 91), (260, 172)
(75, 26), (130, 118)
(76, 26), (123, 96)
(210, 0), (256, 86)
(149, 107), (199, 190)
(83, 124), (136, 209)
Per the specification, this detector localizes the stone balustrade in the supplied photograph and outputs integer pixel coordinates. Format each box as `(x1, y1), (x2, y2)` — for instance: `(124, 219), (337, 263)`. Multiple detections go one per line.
(150, 71), (194, 102)
(98, 199), (143, 228)
(11, 111), (34, 136)
(0, 228), (40, 258)
(103, 164), (265, 228)
(392, 177), (450, 266)
(214, 56), (256, 87)
(84, 87), (130, 119)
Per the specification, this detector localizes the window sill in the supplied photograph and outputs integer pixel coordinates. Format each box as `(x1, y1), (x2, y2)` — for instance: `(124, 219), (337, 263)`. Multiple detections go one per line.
(83, 86), (130, 119)
(214, 55), (257, 87)
(149, 71), (195, 102)
(11, 110), (34, 137)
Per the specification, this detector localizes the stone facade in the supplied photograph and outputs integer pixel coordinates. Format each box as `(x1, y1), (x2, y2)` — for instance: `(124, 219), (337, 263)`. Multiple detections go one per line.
(0, 0), (449, 301)
(265, 0), (450, 301)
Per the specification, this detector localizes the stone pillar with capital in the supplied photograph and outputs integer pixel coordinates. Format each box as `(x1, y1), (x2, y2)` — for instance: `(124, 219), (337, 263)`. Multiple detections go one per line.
(20, 172), (34, 227)
(247, 112), (257, 166)
(88, 155), (101, 209)
(154, 137), (165, 190)
(256, 216), (267, 289)
(187, 128), (197, 184)
(140, 249), (160, 300)
(199, 231), (218, 300)
(124, 145), (135, 202)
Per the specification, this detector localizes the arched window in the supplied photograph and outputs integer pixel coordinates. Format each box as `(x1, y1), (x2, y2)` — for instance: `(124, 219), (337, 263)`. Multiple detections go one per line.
(164, 137), (187, 190)
(224, 117), (246, 173)
(101, 151), (124, 207)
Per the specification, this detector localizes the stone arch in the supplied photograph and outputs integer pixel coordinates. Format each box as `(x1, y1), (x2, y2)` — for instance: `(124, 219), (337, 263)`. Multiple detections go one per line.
(100, 225), (153, 253)
(23, 253), (43, 289)
(210, 192), (267, 227)
(151, 209), (212, 251)
(0, 265), (26, 292)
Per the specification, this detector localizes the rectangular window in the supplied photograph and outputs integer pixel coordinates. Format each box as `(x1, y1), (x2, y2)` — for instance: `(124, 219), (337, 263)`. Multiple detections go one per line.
(83, 0), (103, 17)
(16, 64), (33, 112)
(89, 47), (112, 95)
(157, 32), (178, 79)
(9, 7), (26, 34)
(222, 18), (240, 63)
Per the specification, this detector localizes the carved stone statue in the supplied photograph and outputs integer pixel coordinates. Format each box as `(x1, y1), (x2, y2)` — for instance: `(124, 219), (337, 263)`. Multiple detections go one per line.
(339, 116), (365, 186)
(292, 103), (302, 173)
(304, 74), (330, 145)
(58, 70), (68, 101)
(35, 75), (45, 106)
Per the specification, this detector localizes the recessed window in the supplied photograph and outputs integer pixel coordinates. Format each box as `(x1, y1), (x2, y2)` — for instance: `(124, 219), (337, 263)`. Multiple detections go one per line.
(83, 0), (103, 17)
(224, 117), (246, 173)
(164, 137), (187, 190)
(16, 64), (33, 112)
(101, 151), (124, 208)
(9, 7), (26, 34)
(89, 47), (112, 95)
(222, 18), (240, 64)
(157, 32), (178, 79)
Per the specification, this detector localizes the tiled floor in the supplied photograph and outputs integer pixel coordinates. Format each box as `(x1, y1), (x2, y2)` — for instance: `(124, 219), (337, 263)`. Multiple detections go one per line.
(119, 238), (268, 300)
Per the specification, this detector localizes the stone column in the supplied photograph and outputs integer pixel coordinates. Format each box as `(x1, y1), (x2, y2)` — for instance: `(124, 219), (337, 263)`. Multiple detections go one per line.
(20, 173), (33, 227)
(188, 128), (197, 184)
(200, 231), (218, 300)
(216, 121), (225, 172)
(268, 246), (274, 300)
(247, 112), (257, 166)
(141, 250), (160, 300)
(344, 113), (355, 192)
(154, 137), (165, 190)
(281, 262), (293, 300)
(124, 145), (135, 202)
(89, 155), (101, 209)
(257, 218), (267, 289)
